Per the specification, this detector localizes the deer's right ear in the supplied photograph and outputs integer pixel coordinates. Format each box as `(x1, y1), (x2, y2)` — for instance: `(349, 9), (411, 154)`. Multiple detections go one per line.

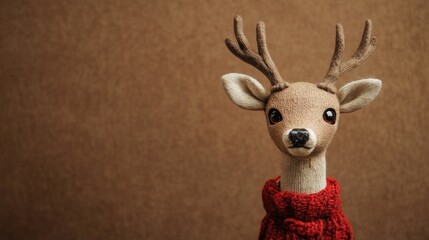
(221, 73), (269, 111)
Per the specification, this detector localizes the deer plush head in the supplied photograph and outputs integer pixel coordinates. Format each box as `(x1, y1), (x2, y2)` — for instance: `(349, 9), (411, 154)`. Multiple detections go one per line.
(222, 16), (382, 159)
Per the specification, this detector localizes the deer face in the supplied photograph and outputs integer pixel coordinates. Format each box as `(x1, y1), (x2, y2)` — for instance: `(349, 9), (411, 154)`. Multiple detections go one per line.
(222, 74), (381, 157)
(221, 16), (381, 158)
(265, 83), (339, 157)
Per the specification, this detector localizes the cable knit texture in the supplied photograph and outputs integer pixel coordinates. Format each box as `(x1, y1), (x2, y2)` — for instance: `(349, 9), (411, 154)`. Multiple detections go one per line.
(259, 177), (353, 240)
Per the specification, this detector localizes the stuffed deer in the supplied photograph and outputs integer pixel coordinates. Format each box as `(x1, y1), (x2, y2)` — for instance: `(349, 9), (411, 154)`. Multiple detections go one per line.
(221, 16), (381, 239)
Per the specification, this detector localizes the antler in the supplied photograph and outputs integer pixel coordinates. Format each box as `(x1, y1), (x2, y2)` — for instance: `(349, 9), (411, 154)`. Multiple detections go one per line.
(318, 19), (377, 93)
(225, 15), (288, 91)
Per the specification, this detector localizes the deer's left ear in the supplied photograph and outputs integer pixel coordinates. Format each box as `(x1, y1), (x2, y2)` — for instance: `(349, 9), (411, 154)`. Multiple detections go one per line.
(337, 78), (382, 113)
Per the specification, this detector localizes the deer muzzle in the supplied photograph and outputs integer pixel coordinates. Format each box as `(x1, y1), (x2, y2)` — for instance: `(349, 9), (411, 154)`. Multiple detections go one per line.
(284, 128), (317, 156)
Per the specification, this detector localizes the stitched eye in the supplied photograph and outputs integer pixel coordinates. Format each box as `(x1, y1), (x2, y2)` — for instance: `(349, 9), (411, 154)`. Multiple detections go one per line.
(268, 108), (283, 125)
(323, 108), (336, 124)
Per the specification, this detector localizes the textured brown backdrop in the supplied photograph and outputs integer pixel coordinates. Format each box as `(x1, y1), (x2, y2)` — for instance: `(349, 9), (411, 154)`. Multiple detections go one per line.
(0, 0), (428, 239)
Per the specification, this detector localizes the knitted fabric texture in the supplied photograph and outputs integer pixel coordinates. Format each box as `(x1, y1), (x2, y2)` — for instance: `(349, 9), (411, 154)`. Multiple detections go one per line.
(259, 177), (353, 240)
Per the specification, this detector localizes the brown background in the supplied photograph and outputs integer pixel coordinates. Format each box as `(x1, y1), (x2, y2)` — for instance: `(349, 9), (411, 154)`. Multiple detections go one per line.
(0, 0), (428, 239)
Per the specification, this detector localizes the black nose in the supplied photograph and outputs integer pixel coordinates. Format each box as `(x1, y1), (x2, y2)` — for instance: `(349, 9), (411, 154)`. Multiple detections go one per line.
(289, 129), (309, 147)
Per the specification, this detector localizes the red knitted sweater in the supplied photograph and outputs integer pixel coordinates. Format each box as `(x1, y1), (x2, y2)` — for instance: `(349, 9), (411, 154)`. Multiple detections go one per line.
(259, 177), (353, 240)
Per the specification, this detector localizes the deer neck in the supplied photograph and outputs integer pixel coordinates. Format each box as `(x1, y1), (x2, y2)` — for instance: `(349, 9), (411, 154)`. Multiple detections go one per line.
(280, 151), (327, 194)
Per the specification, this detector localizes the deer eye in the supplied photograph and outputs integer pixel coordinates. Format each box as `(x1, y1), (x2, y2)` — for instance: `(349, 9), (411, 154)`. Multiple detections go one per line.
(323, 108), (336, 124)
(268, 108), (283, 125)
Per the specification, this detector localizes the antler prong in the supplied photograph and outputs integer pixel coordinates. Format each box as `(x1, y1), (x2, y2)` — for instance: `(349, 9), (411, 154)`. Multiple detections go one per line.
(325, 24), (345, 82)
(340, 20), (376, 73)
(233, 16), (251, 51)
(353, 20), (373, 57)
(225, 38), (245, 59)
(256, 22), (268, 59)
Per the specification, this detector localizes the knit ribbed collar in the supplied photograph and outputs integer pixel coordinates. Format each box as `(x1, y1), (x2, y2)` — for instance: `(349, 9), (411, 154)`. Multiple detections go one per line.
(262, 177), (342, 221)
